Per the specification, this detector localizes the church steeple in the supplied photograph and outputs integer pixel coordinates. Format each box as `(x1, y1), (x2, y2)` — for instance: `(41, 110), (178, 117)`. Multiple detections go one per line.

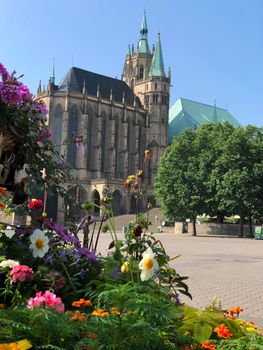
(140, 10), (148, 38)
(149, 33), (166, 77)
(137, 11), (150, 54)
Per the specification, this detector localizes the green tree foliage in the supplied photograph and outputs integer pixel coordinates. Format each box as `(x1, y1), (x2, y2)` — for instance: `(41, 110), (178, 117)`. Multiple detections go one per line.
(155, 123), (263, 237)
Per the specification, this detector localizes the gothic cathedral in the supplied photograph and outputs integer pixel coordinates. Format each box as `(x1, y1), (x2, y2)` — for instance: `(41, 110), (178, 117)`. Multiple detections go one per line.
(37, 12), (170, 223)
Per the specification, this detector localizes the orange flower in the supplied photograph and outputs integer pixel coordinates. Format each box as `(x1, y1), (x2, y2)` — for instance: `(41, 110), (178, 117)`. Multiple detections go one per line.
(0, 200), (6, 210)
(228, 306), (243, 315)
(111, 307), (121, 315)
(0, 304), (4, 309)
(214, 324), (232, 339)
(91, 309), (109, 317)
(72, 298), (93, 308)
(0, 187), (8, 196)
(69, 310), (86, 321)
(201, 341), (215, 350)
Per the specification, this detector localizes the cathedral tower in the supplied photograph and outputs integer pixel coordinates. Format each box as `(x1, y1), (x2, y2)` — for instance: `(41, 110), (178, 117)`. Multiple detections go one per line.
(122, 11), (171, 180)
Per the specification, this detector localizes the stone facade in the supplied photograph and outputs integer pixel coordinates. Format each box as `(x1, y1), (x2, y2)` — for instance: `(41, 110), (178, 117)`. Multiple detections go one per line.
(37, 13), (170, 224)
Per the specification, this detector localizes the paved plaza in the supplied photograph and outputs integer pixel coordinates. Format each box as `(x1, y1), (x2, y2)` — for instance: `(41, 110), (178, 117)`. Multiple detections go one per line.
(96, 232), (263, 326)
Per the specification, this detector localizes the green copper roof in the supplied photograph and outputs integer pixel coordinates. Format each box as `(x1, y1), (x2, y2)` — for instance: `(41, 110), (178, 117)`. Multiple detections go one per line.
(138, 11), (150, 54)
(127, 44), (131, 56)
(140, 10), (148, 38)
(168, 98), (241, 143)
(149, 33), (166, 77)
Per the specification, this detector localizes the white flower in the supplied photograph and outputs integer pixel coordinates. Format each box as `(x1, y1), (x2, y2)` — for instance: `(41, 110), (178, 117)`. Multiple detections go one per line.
(0, 259), (19, 268)
(139, 247), (158, 281)
(29, 229), (49, 258)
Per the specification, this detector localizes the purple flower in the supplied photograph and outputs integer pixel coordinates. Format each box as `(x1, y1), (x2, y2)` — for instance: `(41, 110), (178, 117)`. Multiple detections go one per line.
(0, 63), (10, 82)
(75, 247), (97, 260)
(34, 100), (48, 115)
(0, 82), (23, 105)
(44, 219), (81, 246)
(40, 128), (52, 140)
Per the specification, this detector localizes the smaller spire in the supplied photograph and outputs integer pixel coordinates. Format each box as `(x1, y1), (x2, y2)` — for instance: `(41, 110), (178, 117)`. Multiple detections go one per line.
(213, 100), (218, 122)
(37, 80), (42, 94)
(50, 59), (55, 85)
(127, 44), (131, 57)
(132, 44), (134, 55)
(168, 67), (171, 80)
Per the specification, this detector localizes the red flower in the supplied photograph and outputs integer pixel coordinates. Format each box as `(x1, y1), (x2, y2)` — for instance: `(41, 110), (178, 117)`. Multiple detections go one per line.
(29, 198), (43, 210)
(214, 324), (232, 339)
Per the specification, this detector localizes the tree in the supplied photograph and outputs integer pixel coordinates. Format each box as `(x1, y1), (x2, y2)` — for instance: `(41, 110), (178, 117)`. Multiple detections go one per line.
(217, 125), (263, 237)
(155, 129), (206, 236)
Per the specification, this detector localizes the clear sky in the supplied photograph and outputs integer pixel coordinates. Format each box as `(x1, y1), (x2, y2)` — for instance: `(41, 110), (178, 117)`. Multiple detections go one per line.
(0, 0), (262, 126)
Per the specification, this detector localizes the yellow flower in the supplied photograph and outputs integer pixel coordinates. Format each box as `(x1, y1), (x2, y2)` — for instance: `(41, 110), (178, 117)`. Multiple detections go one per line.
(0, 339), (32, 350)
(120, 261), (130, 273)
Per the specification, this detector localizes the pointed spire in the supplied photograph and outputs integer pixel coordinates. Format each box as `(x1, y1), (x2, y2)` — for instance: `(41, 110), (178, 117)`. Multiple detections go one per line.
(127, 44), (131, 57)
(213, 100), (218, 122)
(50, 59), (55, 85)
(132, 44), (134, 55)
(37, 80), (42, 94)
(149, 33), (166, 77)
(140, 10), (148, 38)
(137, 11), (151, 54)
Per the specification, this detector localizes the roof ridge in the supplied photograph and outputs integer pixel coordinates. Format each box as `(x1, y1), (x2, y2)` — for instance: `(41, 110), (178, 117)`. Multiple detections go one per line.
(180, 97), (228, 111)
(71, 66), (123, 83)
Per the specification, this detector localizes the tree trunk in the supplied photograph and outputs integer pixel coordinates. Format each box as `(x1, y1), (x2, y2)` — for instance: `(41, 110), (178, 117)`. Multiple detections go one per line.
(248, 214), (253, 238)
(239, 213), (244, 238)
(192, 217), (197, 236)
(216, 212), (225, 223)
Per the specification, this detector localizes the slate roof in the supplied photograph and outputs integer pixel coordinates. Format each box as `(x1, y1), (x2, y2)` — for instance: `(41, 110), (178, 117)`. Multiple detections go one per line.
(59, 67), (141, 107)
(168, 98), (241, 144)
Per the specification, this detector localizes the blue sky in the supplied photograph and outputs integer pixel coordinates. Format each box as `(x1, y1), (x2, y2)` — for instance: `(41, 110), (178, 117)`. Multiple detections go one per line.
(0, 0), (262, 126)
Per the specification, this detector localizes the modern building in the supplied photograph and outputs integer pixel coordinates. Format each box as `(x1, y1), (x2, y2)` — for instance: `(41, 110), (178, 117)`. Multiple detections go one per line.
(168, 98), (240, 143)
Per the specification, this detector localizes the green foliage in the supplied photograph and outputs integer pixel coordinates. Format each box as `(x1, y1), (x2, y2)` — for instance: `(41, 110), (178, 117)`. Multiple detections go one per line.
(155, 123), (263, 236)
(0, 307), (93, 349)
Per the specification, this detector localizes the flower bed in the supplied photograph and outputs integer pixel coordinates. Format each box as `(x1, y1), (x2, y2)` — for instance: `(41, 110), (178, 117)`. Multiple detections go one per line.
(1, 63), (263, 349)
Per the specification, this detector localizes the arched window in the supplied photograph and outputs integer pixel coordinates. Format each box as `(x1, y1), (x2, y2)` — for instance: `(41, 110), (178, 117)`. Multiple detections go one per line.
(139, 65), (144, 79)
(53, 104), (63, 153)
(67, 105), (78, 168)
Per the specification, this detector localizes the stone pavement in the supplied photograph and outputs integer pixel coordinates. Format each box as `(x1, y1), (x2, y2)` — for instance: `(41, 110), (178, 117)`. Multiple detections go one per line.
(95, 232), (263, 326)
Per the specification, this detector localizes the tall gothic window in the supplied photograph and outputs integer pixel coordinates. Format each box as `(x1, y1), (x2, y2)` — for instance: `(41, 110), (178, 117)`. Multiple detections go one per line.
(53, 104), (63, 153)
(139, 65), (144, 79)
(67, 105), (78, 168)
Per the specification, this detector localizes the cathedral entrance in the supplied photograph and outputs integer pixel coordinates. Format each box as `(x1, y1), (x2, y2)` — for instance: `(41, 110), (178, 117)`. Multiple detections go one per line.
(111, 190), (122, 216)
(92, 190), (100, 216)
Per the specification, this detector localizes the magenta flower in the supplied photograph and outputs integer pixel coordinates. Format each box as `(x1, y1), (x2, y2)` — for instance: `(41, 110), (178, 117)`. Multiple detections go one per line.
(0, 63), (10, 82)
(27, 290), (64, 313)
(10, 265), (33, 283)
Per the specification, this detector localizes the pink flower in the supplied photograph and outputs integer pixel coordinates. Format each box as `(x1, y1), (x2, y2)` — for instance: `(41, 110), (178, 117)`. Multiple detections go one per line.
(10, 265), (33, 283)
(27, 290), (64, 313)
